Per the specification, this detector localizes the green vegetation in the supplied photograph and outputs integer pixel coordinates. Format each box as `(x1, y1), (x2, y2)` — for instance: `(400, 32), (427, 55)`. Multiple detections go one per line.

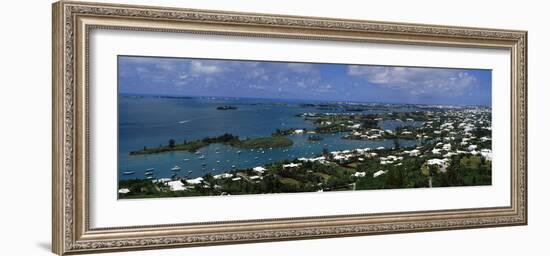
(234, 136), (293, 149)
(120, 151), (492, 199)
(130, 133), (293, 155)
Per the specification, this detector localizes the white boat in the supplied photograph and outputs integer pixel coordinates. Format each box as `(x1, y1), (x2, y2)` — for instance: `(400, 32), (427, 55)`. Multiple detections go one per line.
(171, 165), (181, 172)
(198, 155), (206, 159)
(146, 168), (154, 172)
(122, 171), (135, 175)
(236, 150), (242, 154)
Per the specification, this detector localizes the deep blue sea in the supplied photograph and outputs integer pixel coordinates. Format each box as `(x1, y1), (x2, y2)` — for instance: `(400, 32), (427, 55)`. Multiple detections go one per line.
(118, 96), (423, 180)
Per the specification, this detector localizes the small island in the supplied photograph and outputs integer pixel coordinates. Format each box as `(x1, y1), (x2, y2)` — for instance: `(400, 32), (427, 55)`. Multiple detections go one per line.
(217, 105), (238, 110)
(130, 133), (293, 155)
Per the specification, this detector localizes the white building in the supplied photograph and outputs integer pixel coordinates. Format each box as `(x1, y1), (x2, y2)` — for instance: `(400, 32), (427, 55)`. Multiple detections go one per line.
(283, 163), (301, 169)
(373, 170), (388, 178)
(167, 180), (187, 191)
(213, 173), (233, 179)
(427, 158), (449, 173)
(185, 177), (203, 185)
(353, 171), (366, 177)
(252, 166), (266, 174)
(409, 149), (421, 157)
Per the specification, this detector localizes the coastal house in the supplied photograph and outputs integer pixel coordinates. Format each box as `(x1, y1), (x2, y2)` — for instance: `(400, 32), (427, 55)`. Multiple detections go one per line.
(409, 149), (421, 157)
(298, 156), (327, 164)
(167, 180), (187, 191)
(427, 158), (449, 173)
(353, 171), (366, 178)
(185, 177), (203, 185)
(213, 173), (233, 179)
(118, 188), (130, 194)
(294, 129), (304, 134)
(373, 170), (388, 178)
(283, 163), (302, 169)
(443, 143), (452, 151)
(366, 152), (378, 158)
(252, 166), (266, 174)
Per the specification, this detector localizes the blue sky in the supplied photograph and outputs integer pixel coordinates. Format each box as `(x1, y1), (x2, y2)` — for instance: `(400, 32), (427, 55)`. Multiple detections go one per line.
(118, 56), (492, 106)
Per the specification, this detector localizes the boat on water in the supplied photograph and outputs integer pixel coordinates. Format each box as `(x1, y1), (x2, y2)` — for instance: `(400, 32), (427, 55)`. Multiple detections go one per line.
(236, 150), (242, 154)
(171, 165), (181, 172)
(188, 170), (193, 174)
(145, 176), (154, 180)
(144, 168), (154, 175)
(194, 151), (201, 155)
(122, 171), (135, 175)
(198, 155), (206, 159)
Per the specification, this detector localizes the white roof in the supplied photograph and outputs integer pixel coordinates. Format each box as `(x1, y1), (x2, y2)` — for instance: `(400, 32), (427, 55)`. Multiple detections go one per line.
(213, 173), (233, 179)
(253, 166), (266, 173)
(373, 170), (387, 178)
(118, 188), (130, 194)
(353, 171), (366, 177)
(427, 158), (448, 166)
(185, 177), (204, 184)
(283, 163), (301, 168)
(167, 180), (187, 191)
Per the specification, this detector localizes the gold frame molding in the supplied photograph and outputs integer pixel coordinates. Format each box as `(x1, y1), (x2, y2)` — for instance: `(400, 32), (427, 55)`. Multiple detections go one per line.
(52, 1), (528, 255)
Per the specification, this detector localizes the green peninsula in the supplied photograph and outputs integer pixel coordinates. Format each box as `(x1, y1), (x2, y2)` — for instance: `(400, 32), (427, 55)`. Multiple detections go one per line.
(130, 133), (292, 155)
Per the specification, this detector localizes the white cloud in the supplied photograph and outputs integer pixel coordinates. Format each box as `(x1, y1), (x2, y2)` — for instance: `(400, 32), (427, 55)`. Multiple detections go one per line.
(347, 66), (478, 96)
(190, 61), (224, 75)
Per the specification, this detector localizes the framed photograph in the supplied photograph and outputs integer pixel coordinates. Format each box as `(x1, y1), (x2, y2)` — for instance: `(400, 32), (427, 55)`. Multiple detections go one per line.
(52, 1), (527, 255)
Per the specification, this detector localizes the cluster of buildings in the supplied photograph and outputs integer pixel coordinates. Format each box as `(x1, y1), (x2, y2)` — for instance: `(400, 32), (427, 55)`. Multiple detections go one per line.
(120, 107), (492, 195)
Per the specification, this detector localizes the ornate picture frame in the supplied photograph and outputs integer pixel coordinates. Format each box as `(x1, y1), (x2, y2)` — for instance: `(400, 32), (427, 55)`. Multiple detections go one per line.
(52, 1), (527, 255)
